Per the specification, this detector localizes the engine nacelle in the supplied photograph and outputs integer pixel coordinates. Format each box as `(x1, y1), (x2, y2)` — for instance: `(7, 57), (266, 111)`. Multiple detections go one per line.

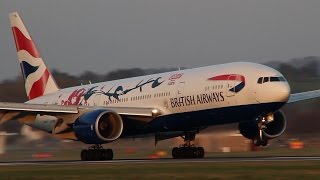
(239, 110), (286, 140)
(73, 109), (123, 144)
(262, 110), (286, 139)
(238, 120), (259, 140)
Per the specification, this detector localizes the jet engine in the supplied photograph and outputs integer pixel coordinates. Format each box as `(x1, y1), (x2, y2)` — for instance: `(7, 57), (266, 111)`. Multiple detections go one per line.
(239, 110), (286, 140)
(73, 109), (123, 144)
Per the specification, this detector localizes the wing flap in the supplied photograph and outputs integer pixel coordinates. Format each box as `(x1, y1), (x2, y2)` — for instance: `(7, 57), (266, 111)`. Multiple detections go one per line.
(0, 102), (79, 124)
(0, 102), (78, 113)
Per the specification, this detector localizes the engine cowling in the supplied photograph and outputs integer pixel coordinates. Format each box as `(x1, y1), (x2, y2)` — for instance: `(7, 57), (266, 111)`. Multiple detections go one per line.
(239, 110), (286, 140)
(238, 120), (259, 140)
(73, 109), (123, 144)
(262, 110), (286, 139)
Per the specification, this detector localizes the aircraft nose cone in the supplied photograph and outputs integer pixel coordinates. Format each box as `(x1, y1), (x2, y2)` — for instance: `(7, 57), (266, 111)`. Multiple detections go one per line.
(278, 82), (290, 102)
(256, 82), (291, 104)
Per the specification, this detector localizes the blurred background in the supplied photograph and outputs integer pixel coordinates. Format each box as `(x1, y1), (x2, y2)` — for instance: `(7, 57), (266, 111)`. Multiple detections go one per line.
(0, 56), (319, 160)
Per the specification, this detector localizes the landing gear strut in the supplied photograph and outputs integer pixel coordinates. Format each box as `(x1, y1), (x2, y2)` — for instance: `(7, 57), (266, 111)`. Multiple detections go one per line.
(253, 116), (268, 147)
(172, 132), (205, 159)
(80, 144), (113, 161)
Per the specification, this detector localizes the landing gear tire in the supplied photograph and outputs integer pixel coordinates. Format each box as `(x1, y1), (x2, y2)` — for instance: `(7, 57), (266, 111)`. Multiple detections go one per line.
(106, 149), (113, 160)
(81, 145), (114, 161)
(253, 137), (262, 146)
(93, 150), (102, 161)
(87, 149), (94, 161)
(197, 147), (205, 158)
(172, 131), (205, 159)
(172, 147), (179, 158)
(81, 149), (88, 161)
(261, 139), (268, 147)
(101, 149), (107, 160)
(253, 137), (268, 147)
(172, 147), (205, 159)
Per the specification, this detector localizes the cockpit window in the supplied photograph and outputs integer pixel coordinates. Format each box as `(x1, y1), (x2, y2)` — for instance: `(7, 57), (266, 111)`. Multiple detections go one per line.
(270, 76), (287, 82)
(270, 77), (280, 82)
(257, 76), (286, 84)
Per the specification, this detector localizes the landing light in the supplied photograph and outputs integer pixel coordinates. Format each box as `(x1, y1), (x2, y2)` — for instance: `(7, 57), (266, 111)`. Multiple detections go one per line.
(151, 109), (161, 117)
(266, 113), (274, 123)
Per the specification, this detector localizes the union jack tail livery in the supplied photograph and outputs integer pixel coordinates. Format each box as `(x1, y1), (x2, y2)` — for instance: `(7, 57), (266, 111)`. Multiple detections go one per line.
(9, 12), (59, 100)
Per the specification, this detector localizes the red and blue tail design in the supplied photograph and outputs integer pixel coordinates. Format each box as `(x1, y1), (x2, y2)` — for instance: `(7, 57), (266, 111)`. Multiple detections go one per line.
(9, 12), (59, 100)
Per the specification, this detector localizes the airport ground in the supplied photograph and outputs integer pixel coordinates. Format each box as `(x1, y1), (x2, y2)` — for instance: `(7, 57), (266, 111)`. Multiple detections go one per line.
(1, 147), (320, 179)
(1, 129), (320, 179)
(1, 159), (320, 179)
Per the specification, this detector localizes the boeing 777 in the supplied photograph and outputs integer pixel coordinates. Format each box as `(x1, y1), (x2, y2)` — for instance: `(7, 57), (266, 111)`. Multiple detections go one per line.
(2, 12), (320, 160)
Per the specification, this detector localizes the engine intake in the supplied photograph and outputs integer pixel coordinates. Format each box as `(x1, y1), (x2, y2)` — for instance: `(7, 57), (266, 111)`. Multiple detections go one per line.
(239, 110), (286, 140)
(263, 110), (286, 139)
(73, 109), (123, 144)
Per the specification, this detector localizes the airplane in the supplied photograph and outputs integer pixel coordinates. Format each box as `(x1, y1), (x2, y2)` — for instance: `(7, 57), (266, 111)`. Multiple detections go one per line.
(2, 12), (320, 161)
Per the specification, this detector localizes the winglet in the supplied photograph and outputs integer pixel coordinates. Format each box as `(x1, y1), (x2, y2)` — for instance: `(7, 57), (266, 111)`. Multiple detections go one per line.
(9, 12), (59, 100)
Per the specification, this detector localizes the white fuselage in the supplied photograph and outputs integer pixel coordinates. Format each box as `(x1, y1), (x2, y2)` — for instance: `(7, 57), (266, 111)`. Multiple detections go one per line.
(27, 62), (290, 133)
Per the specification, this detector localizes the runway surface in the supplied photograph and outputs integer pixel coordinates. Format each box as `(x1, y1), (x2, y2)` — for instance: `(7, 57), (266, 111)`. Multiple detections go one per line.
(1, 156), (320, 166)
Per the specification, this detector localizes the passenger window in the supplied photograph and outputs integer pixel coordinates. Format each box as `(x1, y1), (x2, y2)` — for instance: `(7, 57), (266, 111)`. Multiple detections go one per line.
(263, 77), (269, 83)
(257, 77), (263, 84)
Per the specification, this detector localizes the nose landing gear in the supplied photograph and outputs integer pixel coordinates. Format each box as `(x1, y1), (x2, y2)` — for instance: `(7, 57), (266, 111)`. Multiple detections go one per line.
(172, 132), (205, 159)
(253, 116), (269, 147)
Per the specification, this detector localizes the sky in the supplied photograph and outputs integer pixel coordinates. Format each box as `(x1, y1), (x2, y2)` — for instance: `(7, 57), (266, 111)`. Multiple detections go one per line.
(1, 0), (320, 81)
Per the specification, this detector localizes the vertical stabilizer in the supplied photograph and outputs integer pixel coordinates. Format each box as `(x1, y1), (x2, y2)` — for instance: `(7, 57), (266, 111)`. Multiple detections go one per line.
(9, 12), (59, 100)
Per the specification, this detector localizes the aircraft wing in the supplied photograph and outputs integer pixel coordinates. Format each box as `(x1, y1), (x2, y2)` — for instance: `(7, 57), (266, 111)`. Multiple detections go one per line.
(0, 102), (161, 124)
(287, 89), (320, 103)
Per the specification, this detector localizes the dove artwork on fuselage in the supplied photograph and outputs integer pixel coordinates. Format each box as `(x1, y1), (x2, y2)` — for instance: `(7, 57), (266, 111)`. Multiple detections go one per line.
(60, 77), (165, 106)
(3, 12), (320, 161)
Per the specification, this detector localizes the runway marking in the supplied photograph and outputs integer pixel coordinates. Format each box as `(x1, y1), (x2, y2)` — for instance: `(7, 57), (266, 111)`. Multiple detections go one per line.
(1, 156), (320, 166)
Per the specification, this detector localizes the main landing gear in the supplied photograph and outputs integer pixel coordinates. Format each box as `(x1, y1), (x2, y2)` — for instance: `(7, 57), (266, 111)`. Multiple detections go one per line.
(172, 132), (205, 159)
(80, 144), (113, 161)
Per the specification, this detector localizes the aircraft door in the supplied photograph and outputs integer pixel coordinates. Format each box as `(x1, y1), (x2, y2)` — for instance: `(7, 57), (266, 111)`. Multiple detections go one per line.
(226, 75), (237, 97)
(175, 82), (186, 111)
(176, 82), (185, 97)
